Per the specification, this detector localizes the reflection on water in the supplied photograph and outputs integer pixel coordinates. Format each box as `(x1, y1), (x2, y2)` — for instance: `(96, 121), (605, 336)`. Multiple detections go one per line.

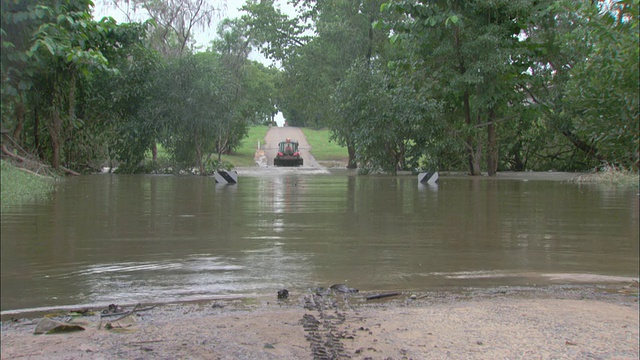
(1, 173), (638, 313)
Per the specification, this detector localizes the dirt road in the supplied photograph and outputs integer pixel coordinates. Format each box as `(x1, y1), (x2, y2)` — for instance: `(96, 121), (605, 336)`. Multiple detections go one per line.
(260, 126), (322, 168)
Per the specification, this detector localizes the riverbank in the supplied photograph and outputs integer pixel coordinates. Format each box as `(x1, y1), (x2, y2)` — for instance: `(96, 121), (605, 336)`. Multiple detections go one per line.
(0, 159), (56, 207)
(2, 283), (637, 359)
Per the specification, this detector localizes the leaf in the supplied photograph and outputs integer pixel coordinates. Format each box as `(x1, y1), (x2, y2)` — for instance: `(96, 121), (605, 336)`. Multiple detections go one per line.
(35, 7), (45, 19)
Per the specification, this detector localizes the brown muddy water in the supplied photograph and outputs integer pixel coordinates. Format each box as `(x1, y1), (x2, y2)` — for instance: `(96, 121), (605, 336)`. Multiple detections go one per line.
(1, 171), (638, 314)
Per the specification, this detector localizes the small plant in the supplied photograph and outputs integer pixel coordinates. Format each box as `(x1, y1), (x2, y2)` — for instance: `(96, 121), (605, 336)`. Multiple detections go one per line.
(205, 158), (233, 173)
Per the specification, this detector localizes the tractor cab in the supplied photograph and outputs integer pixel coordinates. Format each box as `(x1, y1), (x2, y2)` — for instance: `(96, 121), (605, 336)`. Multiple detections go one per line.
(274, 138), (303, 166)
(279, 139), (298, 155)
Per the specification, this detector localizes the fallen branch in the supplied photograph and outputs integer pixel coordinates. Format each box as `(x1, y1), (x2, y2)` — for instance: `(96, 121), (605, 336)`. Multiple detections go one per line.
(60, 165), (81, 176)
(100, 305), (156, 318)
(366, 292), (401, 301)
(2, 144), (79, 176)
(109, 303), (140, 322)
(17, 167), (48, 178)
(1, 144), (27, 163)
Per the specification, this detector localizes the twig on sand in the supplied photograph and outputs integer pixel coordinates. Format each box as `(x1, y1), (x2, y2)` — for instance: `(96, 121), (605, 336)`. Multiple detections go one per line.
(100, 305), (156, 318)
(99, 304), (144, 330)
(366, 292), (401, 301)
(109, 304), (141, 322)
(126, 340), (165, 345)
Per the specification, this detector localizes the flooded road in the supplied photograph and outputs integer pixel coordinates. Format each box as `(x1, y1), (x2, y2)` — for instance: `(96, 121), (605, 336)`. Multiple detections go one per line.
(260, 126), (323, 168)
(1, 172), (638, 313)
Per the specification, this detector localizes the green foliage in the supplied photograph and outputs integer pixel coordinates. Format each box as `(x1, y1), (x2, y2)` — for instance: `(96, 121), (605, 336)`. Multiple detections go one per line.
(150, 53), (235, 173)
(379, 0), (539, 175)
(241, 0), (311, 61)
(2, 0), (151, 172)
(246, 0), (387, 131)
(562, 0), (639, 169)
(109, 17), (280, 174)
(333, 58), (441, 174)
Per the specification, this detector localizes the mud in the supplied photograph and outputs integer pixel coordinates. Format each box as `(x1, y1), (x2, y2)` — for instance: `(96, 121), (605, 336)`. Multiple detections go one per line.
(1, 283), (638, 359)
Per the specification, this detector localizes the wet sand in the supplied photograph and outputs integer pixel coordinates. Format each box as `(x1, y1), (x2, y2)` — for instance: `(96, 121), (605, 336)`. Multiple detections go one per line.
(2, 283), (638, 359)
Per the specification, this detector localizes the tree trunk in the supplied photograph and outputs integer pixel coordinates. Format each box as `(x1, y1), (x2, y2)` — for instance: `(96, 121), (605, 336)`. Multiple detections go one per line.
(194, 130), (205, 175)
(34, 108), (43, 158)
(50, 95), (62, 170)
(561, 129), (605, 163)
(66, 71), (76, 168)
(396, 141), (405, 171)
(487, 108), (498, 176)
(12, 92), (25, 140)
(68, 71), (76, 124)
(347, 142), (357, 169)
(472, 136), (482, 175)
(510, 141), (525, 171)
(152, 142), (158, 164)
(365, 11), (374, 65)
(463, 90), (481, 175)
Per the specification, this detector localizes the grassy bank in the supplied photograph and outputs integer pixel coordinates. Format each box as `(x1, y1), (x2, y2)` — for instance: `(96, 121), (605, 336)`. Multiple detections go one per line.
(300, 128), (348, 161)
(570, 166), (639, 188)
(222, 125), (271, 167)
(143, 125), (270, 170)
(1, 159), (56, 207)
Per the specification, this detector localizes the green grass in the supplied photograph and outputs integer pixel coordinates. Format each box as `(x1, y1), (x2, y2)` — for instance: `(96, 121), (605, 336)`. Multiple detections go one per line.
(222, 125), (270, 167)
(300, 128), (348, 161)
(1, 159), (56, 207)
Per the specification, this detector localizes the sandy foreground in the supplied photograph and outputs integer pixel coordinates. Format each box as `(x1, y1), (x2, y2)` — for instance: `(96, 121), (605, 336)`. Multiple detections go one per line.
(1, 283), (638, 360)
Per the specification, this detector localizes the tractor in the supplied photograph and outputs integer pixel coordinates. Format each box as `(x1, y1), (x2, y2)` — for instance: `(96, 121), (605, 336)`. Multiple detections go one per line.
(274, 138), (303, 167)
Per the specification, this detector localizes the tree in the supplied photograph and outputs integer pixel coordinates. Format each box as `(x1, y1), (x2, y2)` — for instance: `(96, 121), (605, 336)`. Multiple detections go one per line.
(1, 0), (42, 142)
(333, 58), (441, 174)
(2, 0), (147, 171)
(380, 0), (538, 176)
(562, 0), (639, 170)
(2, 0), (153, 173)
(240, 0), (311, 62)
(249, 0), (387, 169)
(105, 0), (223, 57)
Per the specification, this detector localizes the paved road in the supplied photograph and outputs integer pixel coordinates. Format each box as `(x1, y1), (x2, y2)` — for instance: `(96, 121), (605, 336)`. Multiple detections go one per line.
(261, 126), (322, 168)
